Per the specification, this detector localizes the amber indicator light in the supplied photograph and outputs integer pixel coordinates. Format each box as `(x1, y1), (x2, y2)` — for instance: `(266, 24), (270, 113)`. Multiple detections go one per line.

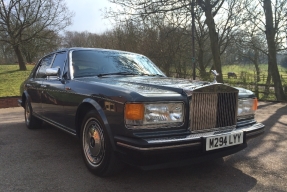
(253, 98), (258, 111)
(125, 104), (144, 120)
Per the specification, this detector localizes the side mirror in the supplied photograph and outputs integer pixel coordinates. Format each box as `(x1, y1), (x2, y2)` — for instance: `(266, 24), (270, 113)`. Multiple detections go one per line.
(46, 67), (60, 77)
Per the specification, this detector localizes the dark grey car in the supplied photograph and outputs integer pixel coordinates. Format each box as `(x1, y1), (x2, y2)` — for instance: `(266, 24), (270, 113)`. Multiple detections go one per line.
(19, 48), (265, 176)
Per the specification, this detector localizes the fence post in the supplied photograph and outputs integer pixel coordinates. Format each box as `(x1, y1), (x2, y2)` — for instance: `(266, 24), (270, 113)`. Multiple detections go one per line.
(255, 82), (259, 99)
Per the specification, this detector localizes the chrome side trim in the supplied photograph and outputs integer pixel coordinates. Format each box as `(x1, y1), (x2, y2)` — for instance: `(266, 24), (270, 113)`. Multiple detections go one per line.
(25, 86), (125, 105)
(33, 113), (77, 136)
(117, 142), (201, 151)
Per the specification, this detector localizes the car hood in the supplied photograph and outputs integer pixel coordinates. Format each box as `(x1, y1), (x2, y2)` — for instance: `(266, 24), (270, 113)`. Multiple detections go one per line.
(75, 76), (254, 97)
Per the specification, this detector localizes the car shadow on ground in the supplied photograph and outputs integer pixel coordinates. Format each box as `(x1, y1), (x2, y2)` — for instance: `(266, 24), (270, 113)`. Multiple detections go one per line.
(225, 103), (287, 191)
(257, 101), (281, 109)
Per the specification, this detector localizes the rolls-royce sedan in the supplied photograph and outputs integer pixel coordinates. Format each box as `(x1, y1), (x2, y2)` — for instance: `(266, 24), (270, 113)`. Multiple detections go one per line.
(19, 47), (265, 176)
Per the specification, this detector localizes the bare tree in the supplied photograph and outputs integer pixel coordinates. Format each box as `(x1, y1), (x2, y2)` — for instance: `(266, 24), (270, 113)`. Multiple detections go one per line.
(0, 42), (15, 64)
(107, 0), (244, 82)
(235, 28), (268, 81)
(0, 0), (73, 70)
(21, 30), (61, 63)
(262, 0), (287, 100)
(243, 0), (287, 101)
(196, 0), (244, 82)
(106, 0), (198, 78)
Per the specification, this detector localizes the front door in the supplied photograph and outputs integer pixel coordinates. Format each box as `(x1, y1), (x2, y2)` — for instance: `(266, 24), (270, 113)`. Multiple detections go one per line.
(41, 52), (69, 128)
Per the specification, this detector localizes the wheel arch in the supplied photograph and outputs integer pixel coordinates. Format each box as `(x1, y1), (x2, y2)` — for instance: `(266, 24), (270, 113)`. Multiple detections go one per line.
(21, 91), (30, 108)
(75, 98), (116, 149)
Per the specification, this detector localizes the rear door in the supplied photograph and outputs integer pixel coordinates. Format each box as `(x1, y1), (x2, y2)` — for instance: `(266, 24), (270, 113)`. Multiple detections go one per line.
(27, 55), (54, 115)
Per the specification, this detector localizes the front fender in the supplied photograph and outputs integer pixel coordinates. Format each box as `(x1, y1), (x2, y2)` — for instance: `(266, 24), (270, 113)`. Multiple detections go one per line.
(19, 91), (30, 108)
(77, 98), (116, 150)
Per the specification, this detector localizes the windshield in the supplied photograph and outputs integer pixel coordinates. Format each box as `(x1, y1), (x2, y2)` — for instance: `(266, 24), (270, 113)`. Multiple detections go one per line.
(71, 50), (165, 78)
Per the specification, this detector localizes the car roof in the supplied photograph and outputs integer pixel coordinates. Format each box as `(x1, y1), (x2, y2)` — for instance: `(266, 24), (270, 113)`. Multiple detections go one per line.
(56, 47), (137, 55)
(39, 47), (142, 63)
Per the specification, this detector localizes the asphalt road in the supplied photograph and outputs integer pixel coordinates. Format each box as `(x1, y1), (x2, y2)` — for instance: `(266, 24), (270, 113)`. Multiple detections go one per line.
(0, 102), (286, 192)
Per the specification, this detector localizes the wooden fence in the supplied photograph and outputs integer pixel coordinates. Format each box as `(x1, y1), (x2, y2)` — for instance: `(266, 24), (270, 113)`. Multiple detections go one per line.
(222, 73), (287, 83)
(225, 82), (287, 101)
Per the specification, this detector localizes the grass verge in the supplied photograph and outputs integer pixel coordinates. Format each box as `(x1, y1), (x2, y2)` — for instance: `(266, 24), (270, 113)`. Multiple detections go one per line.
(0, 65), (34, 97)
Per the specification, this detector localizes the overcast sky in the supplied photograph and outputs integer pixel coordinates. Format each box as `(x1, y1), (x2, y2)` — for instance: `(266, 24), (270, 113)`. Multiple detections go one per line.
(65, 0), (117, 34)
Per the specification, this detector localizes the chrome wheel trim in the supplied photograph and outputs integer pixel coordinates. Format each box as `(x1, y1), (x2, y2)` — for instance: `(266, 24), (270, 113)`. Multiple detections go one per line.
(83, 118), (105, 167)
(25, 102), (31, 125)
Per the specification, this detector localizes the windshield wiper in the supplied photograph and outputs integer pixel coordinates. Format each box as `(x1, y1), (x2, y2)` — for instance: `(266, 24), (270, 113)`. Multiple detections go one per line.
(139, 73), (165, 77)
(74, 73), (98, 78)
(97, 72), (139, 77)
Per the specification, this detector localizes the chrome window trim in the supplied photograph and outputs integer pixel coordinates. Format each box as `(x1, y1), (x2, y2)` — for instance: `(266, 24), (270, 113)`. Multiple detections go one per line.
(50, 51), (68, 79)
(69, 50), (74, 80)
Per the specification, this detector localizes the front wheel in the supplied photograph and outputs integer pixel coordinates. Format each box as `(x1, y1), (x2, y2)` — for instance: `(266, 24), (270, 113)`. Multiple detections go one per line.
(24, 100), (42, 129)
(80, 110), (124, 176)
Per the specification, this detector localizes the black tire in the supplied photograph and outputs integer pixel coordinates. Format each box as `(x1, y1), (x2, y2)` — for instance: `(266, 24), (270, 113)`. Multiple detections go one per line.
(24, 100), (42, 129)
(80, 110), (124, 176)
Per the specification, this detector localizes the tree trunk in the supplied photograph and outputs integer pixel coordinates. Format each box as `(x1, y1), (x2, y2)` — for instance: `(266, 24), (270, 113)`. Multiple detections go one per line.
(253, 49), (260, 98)
(197, 48), (210, 80)
(263, 0), (287, 101)
(203, 4), (223, 83)
(264, 63), (272, 98)
(13, 45), (26, 71)
(22, 49), (33, 63)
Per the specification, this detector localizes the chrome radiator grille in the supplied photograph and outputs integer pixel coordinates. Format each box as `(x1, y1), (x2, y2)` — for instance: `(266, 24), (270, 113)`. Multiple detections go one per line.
(190, 92), (238, 132)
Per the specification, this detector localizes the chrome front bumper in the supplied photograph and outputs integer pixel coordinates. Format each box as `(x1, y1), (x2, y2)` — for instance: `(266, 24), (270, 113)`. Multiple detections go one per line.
(117, 122), (265, 151)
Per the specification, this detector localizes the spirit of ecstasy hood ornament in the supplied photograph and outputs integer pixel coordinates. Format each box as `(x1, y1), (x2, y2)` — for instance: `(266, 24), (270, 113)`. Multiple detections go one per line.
(211, 70), (219, 83)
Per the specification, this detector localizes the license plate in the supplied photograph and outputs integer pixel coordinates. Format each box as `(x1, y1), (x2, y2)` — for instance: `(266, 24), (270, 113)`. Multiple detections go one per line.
(206, 132), (244, 151)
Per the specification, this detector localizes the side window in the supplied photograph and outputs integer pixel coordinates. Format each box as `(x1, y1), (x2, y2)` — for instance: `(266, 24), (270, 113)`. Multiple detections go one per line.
(51, 52), (67, 75)
(35, 54), (54, 78)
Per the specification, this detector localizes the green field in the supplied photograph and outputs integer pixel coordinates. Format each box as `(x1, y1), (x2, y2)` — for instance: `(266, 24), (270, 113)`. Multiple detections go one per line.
(0, 65), (34, 97)
(222, 64), (287, 85)
(222, 64), (287, 75)
(222, 64), (287, 101)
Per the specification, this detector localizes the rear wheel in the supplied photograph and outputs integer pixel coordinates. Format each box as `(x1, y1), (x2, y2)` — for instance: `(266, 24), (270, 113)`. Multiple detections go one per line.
(80, 110), (124, 176)
(24, 100), (42, 129)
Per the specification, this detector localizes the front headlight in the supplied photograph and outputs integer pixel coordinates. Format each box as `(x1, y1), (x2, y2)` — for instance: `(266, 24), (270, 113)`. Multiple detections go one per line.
(237, 98), (258, 117)
(125, 102), (184, 129)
